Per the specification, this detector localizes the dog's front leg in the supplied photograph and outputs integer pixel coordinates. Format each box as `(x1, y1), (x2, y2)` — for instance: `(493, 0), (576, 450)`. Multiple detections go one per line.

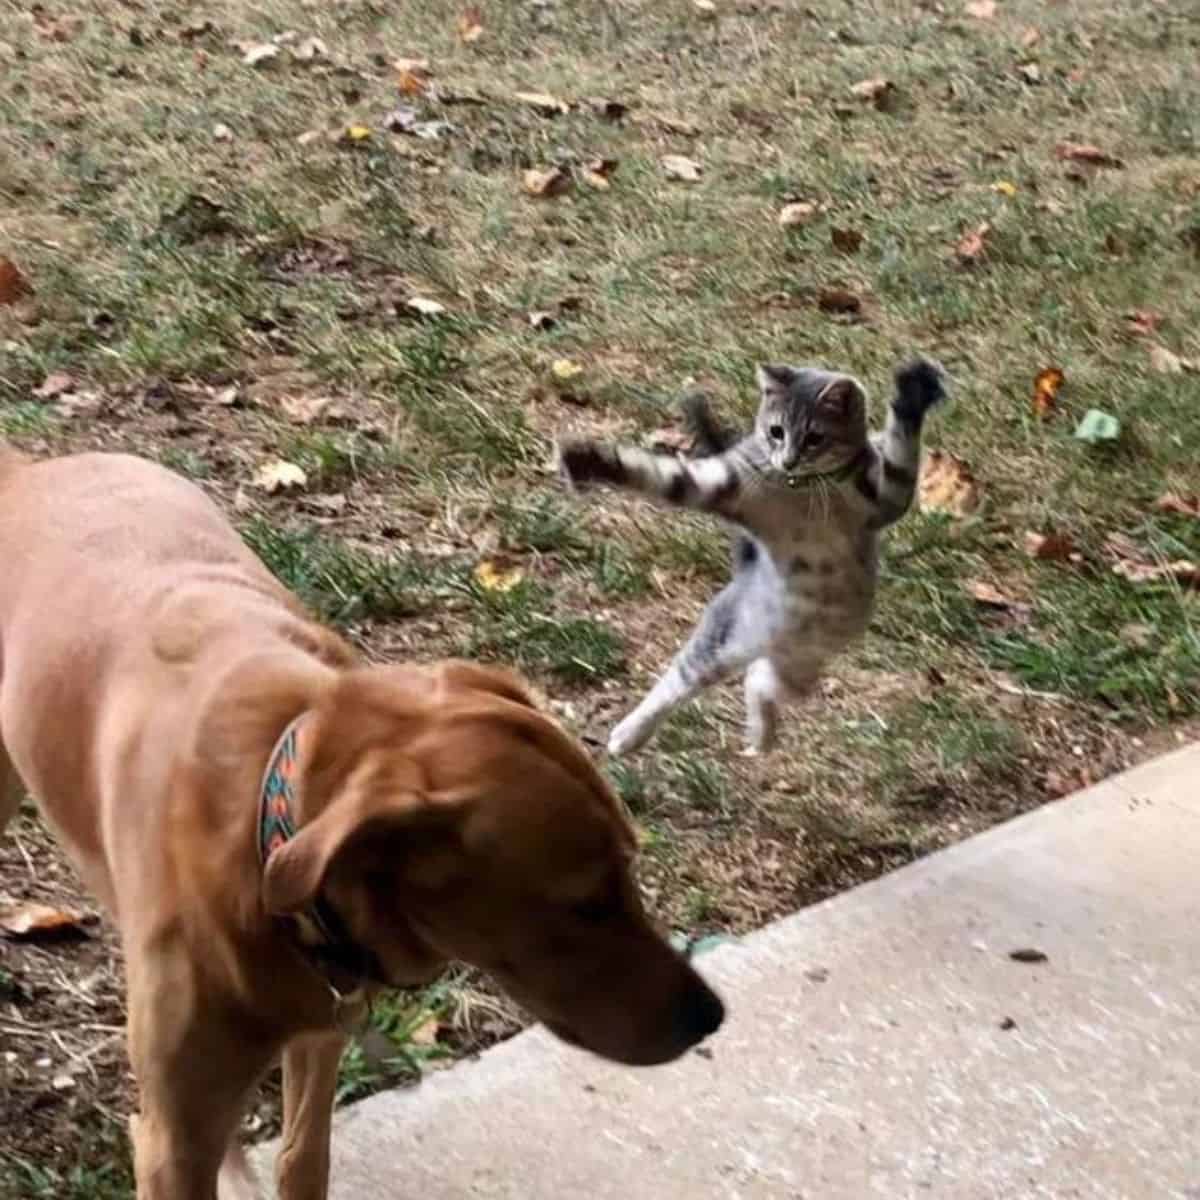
(127, 966), (273, 1200)
(276, 1031), (348, 1200)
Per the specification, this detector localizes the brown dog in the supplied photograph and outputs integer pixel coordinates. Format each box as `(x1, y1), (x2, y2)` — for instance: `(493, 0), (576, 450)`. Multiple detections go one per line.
(0, 444), (724, 1199)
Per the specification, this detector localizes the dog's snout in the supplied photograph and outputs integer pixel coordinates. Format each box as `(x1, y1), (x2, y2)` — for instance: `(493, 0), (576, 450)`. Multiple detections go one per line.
(677, 980), (725, 1043)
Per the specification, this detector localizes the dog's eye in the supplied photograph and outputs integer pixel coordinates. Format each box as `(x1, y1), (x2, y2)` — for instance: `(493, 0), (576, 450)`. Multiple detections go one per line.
(570, 894), (622, 922)
(768, 424), (785, 442)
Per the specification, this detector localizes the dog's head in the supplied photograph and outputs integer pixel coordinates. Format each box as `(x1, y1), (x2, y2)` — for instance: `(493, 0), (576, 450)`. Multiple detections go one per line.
(261, 661), (724, 1066)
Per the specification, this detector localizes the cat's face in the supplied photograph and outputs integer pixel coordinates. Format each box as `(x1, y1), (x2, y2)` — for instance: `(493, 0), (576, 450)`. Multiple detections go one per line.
(754, 365), (868, 479)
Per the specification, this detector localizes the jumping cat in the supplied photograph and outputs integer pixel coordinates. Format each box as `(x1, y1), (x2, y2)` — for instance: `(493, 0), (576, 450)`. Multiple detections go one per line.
(557, 356), (946, 756)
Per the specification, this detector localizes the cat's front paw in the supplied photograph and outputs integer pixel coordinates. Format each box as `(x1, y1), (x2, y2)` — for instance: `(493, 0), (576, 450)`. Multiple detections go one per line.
(557, 439), (621, 492)
(892, 357), (947, 425)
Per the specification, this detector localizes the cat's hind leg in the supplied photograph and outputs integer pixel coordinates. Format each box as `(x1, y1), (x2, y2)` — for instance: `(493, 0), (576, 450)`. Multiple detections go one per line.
(608, 582), (762, 756)
(742, 657), (820, 756)
(742, 658), (784, 756)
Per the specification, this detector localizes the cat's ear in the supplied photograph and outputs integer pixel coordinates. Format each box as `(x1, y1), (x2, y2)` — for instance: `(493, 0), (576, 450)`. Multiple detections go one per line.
(757, 364), (797, 402)
(817, 375), (866, 419)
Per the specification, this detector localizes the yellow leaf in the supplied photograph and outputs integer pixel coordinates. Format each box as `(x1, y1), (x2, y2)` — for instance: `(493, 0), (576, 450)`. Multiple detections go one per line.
(1033, 366), (1064, 418)
(991, 180), (1017, 197)
(474, 559), (525, 592)
(253, 460), (308, 494)
(551, 358), (584, 382)
(345, 124), (372, 141)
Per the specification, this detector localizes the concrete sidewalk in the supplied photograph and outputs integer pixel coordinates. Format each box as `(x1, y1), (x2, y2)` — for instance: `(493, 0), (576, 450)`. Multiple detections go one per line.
(262, 743), (1200, 1199)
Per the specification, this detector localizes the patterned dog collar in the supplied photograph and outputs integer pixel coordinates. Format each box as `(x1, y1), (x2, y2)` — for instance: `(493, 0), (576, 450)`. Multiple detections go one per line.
(258, 715), (388, 1022)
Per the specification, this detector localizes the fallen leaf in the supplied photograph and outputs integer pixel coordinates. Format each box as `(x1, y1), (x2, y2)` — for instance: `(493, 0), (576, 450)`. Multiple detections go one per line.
(582, 157), (619, 190)
(254, 460), (308, 494)
(830, 227), (863, 254)
(551, 358), (584, 383)
(528, 310), (556, 330)
(991, 179), (1017, 197)
(304, 492), (348, 516)
(383, 105), (419, 133)
(0, 256), (32, 305)
(210, 384), (240, 407)
(32, 372), (76, 400)
(1114, 559), (1200, 587)
(292, 36), (327, 62)
(397, 69), (429, 96)
(56, 390), (104, 419)
(850, 77), (897, 111)
(918, 450), (982, 516)
(647, 426), (692, 454)
(513, 90), (570, 116)
(343, 124), (373, 143)
(1017, 64), (1042, 84)
(586, 97), (628, 122)
(279, 396), (345, 425)
(815, 287), (862, 315)
(474, 558), (525, 592)
(1148, 344), (1198, 374)
(405, 296), (447, 318)
(1154, 494), (1200, 519)
(240, 42), (280, 67)
(523, 166), (572, 198)
(778, 201), (818, 228)
(694, 0), (718, 12)
(1126, 309), (1161, 338)
(1032, 366), (1064, 418)
(1008, 947), (1048, 964)
(393, 56), (431, 76)
(955, 221), (990, 264)
(0, 900), (87, 940)
(180, 20), (216, 41)
(662, 154), (702, 182)
(1020, 25), (1041, 46)
(1024, 530), (1077, 561)
(457, 6), (484, 42)
(1054, 142), (1123, 168)
(965, 0), (996, 19)
(966, 580), (1019, 608)
(1073, 408), (1121, 444)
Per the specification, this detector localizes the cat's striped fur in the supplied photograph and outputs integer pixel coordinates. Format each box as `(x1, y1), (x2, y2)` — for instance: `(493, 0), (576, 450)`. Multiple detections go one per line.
(558, 357), (945, 756)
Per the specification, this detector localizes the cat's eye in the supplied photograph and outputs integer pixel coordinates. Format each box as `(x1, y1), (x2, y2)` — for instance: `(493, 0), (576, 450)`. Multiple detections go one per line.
(768, 424), (785, 441)
(801, 432), (825, 450)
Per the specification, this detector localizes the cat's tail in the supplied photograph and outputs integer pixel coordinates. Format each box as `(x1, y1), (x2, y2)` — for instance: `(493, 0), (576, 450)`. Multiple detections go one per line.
(681, 393), (737, 456)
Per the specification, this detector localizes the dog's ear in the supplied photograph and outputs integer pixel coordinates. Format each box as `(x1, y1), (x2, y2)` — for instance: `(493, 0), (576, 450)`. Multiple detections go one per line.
(432, 660), (537, 708)
(261, 756), (460, 915)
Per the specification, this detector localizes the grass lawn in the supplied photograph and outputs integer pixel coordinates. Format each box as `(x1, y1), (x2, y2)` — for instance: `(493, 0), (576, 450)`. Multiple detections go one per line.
(1, 0), (1198, 1192)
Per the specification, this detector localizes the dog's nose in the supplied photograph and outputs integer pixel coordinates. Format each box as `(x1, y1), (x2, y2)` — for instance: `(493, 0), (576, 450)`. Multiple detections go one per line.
(677, 981), (725, 1043)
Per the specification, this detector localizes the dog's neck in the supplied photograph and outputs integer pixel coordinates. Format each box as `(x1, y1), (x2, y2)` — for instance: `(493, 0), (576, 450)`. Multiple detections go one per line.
(257, 714), (390, 1018)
